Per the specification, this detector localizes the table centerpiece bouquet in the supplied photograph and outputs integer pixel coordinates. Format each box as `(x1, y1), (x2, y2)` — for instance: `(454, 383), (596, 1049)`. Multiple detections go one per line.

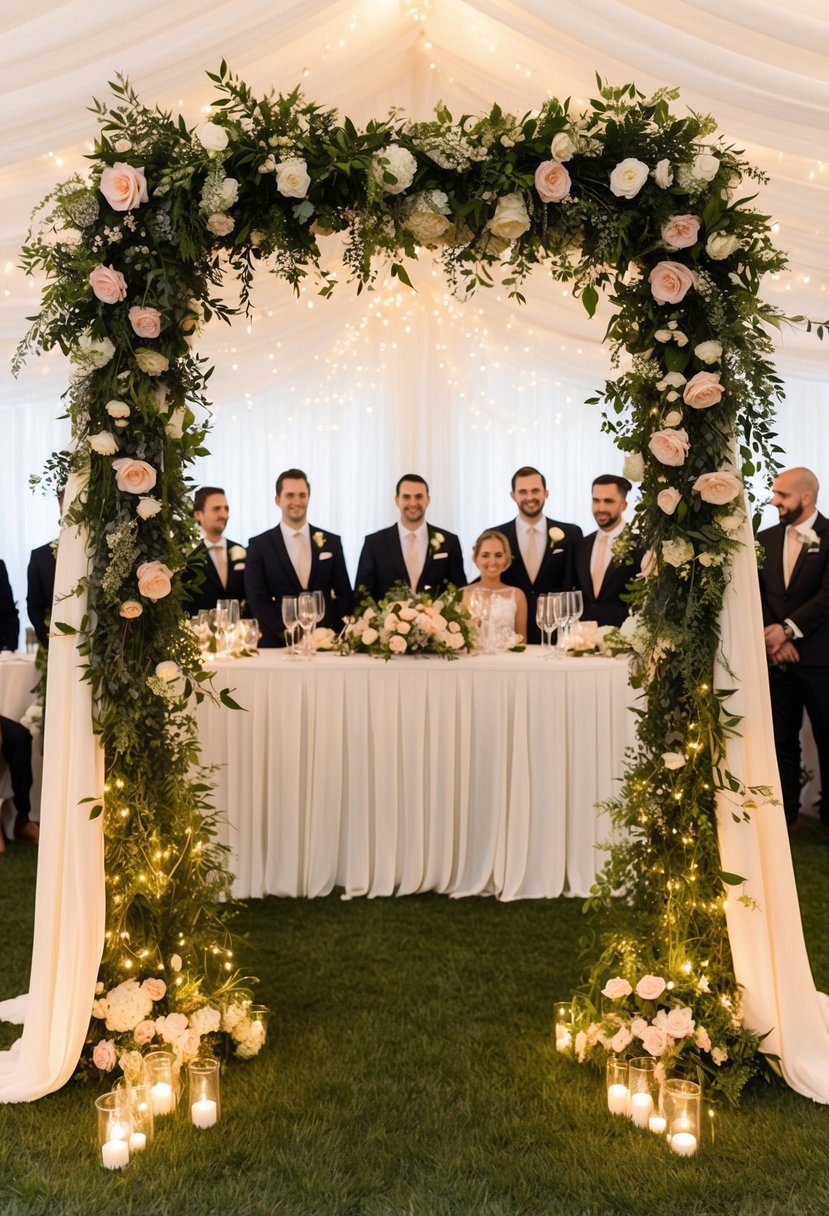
(339, 583), (473, 659)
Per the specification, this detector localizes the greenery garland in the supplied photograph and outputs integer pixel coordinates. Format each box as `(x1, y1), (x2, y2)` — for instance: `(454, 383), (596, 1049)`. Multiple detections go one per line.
(15, 67), (814, 1093)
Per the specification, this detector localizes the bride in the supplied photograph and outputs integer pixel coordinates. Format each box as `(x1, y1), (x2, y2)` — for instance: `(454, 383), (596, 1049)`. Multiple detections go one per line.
(462, 530), (528, 647)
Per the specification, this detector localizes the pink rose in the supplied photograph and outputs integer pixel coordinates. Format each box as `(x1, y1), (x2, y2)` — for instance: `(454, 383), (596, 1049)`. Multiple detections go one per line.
(660, 215), (701, 250)
(641, 1024), (668, 1056)
(136, 560), (173, 601)
(610, 1025), (633, 1053)
(142, 977), (167, 1001)
(683, 371), (724, 410)
(128, 306), (162, 339)
(100, 162), (149, 211)
(657, 488), (681, 515)
(630, 1017), (649, 1039)
(649, 260), (697, 305)
(206, 212), (235, 237)
(133, 1019), (157, 1046)
(92, 1039), (117, 1072)
(89, 264), (127, 304)
(693, 470), (742, 505)
(112, 457), (157, 495)
(665, 1006), (695, 1039)
(601, 976), (633, 1000)
(635, 974), (667, 1001)
(534, 160), (572, 203)
(648, 428), (690, 467)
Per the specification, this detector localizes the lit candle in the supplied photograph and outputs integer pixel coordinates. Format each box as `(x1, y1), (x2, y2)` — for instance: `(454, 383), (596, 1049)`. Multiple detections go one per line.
(150, 1081), (174, 1116)
(648, 1114), (667, 1134)
(607, 1084), (630, 1116)
(670, 1131), (698, 1157)
(101, 1139), (129, 1170)
(555, 1025), (571, 1052)
(191, 1098), (218, 1129)
(630, 1091), (653, 1127)
(128, 1131), (147, 1153)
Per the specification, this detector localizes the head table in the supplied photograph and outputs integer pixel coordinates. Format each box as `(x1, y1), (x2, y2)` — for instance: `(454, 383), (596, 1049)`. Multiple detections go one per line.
(196, 648), (638, 901)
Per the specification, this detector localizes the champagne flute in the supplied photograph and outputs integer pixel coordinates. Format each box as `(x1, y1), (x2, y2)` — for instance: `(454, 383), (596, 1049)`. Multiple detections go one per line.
(281, 596), (299, 655)
(568, 589), (584, 650)
(549, 593), (567, 655)
(224, 598), (241, 654)
(535, 594), (550, 654)
(297, 591), (318, 658)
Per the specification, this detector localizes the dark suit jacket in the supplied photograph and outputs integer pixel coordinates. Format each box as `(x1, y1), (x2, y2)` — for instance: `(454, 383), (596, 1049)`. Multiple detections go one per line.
(572, 530), (642, 628)
(354, 524), (465, 604)
(183, 538), (247, 615)
(27, 541), (57, 647)
(758, 512), (829, 666)
(0, 560), (19, 651)
(494, 516), (583, 644)
(245, 524), (352, 647)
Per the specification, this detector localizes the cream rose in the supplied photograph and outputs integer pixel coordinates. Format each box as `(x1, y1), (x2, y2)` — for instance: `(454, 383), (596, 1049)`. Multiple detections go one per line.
(89, 264), (127, 304)
(389, 635), (408, 654)
(155, 660), (179, 681)
(105, 400), (130, 419)
(112, 457), (157, 495)
(648, 427), (690, 467)
(694, 340), (723, 364)
(488, 192), (530, 241)
(119, 599), (143, 619)
(136, 560), (173, 601)
(135, 349), (169, 375)
(206, 212), (235, 237)
(99, 162), (149, 211)
(89, 430), (118, 456)
(128, 306), (162, 339)
(601, 976), (633, 1000)
(683, 371), (724, 409)
(550, 131), (576, 162)
(136, 496), (162, 520)
(649, 260), (696, 305)
(657, 488), (681, 515)
(534, 160), (571, 203)
(362, 627), (379, 646)
(706, 231), (741, 260)
(610, 1025), (634, 1054)
(662, 539), (694, 567)
(693, 152), (720, 182)
(635, 975), (667, 1001)
(195, 121), (229, 152)
(661, 215), (701, 250)
(403, 192), (451, 244)
(218, 177), (239, 208)
(170, 954), (183, 972)
(622, 452), (645, 483)
(663, 410), (683, 426)
(663, 751), (687, 769)
(609, 158), (649, 199)
(275, 158), (311, 199)
(652, 159), (673, 189)
(665, 1006), (695, 1039)
(693, 470), (742, 505)
(656, 372), (687, 391)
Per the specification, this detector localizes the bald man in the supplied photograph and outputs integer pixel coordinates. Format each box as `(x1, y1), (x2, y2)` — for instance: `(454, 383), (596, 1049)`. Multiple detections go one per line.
(758, 467), (829, 838)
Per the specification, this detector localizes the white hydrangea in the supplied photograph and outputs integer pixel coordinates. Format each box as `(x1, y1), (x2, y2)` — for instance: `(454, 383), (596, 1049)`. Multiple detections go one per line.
(189, 1005), (222, 1037)
(371, 145), (417, 195)
(104, 979), (154, 1032)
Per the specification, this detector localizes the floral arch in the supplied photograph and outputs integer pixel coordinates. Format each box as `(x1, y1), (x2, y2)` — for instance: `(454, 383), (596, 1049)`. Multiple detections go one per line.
(15, 68), (796, 1095)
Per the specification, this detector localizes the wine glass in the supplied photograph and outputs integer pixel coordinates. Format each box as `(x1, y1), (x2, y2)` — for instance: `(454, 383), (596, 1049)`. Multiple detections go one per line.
(297, 591), (318, 657)
(535, 594), (551, 654)
(224, 598), (241, 654)
(549, 593), (568, 655)
(567, 590), (584, 650)
(312, 589), (325, 626)
(281, 596), (299, 655)
(238, 618), (260, 653)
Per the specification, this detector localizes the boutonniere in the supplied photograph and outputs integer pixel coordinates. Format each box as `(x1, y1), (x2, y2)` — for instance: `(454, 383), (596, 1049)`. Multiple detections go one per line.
(548, 526), (564, 547)
(228, 544), (246, 562)
(312, 530), (326, 550)
(798, 527), (820, 551)
(430, 531), (445, 553)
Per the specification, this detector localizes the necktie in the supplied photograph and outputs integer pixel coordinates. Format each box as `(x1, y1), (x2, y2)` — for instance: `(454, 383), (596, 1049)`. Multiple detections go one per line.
(784, 525), (800, 588)
(294, 531), (311, 589)
(208, 543), (227, 588)
(592, 532), (609, 598)
(525, 526), (541, 583)
(405, 532), (420, 591)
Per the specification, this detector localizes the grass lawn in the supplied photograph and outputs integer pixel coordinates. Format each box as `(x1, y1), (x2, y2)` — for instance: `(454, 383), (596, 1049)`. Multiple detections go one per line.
(1, 820), (829, 1216)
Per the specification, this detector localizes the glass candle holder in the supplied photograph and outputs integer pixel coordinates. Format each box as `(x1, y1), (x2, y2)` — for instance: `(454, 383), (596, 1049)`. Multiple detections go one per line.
(627, 1056), (657, 1128)
(95, 1091), (132, 1170)
(553, 1001), (572, 1052)
(112, 1079), (155, 1152)
(606, 1056), (630, 1116)
(664, 1078), (701, 1156)
(188, 1058), (221, 1129)
(144, 1050), (177, 1117)
(248, 1005), (270, 1051)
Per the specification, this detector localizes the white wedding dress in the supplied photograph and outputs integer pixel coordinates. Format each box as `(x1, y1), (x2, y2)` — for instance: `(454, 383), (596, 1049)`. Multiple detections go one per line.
(467, 586), (520, 652)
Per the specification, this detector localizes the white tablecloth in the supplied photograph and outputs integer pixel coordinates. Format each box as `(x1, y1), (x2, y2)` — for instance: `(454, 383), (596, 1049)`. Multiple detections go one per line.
(196, 649), (636, 901)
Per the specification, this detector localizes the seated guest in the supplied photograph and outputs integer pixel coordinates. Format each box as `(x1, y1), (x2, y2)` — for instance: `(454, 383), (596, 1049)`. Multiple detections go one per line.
(0, 715), (37, 851)
(462, 530), (528, 645)
(27, 488), (65, 648)
(183, 486), (247, 614)
(245, 468), (352, 647)
(355, 474), (465, 602)
(572, 475), (642, 627)
(0, 559), (19, 651)
(491, 466), (582, 644)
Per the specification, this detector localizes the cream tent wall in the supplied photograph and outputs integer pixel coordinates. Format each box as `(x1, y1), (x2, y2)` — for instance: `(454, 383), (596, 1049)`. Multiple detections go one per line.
(1, 0), (827, 611)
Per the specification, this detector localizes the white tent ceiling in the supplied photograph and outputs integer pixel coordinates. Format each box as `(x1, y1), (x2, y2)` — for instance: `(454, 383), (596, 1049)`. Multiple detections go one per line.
(1, 0), (827, 595)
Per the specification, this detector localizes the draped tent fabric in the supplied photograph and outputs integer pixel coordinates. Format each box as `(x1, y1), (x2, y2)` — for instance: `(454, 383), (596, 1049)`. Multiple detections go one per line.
(1, 0), (829, 1102)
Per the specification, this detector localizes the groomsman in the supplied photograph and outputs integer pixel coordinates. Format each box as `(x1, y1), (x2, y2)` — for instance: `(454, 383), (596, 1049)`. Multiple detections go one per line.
(183, 486), (247, 614)
(572, 475), (641, 627)
(0, 559), (18, 651)
(355, 474), (465, 603)
(245, 468), (352, 647)
(492, 466), (582, 644)
(758, 466), (829, 838)
(27, 488), (64, 648)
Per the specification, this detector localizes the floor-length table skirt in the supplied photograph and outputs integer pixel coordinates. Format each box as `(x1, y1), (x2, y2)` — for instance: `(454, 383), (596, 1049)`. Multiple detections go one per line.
(196, 650), (637, 900)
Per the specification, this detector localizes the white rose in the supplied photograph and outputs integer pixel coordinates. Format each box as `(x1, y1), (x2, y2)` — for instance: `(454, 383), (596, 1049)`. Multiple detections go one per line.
(623, 452), (645, 482)
(105, 400), (130, 419)
(73, 333), (115, 369)
(652, 158), (673, 189)
(609, 158), (649, 199)
(601, 976), (633, 1000)
(662, 751), (686, 769)
(135, 349), (170, 375)
(663, 410), (683, 427)
(656, 371), (687, 391)
(550, 131), (576, 162)
(693, 152), (720, 182)
(362, 627), (379, 646)
(89, 430), (118, 455)
(389, 635), (408, 654)
(662, 537), (694, 566)
(275, 158), (311, 199)
(694, 340), (723, 364)
(218, 177), (239, 208)
(136, 496), (162, 519)
(155, 661), (179, 682)
(654, 328), (674, 342)
(487, 192), (530, 241)
(706, 232), (741, 260)
(548, 526), (565, 544)
(195, 121), (229, 152)
(371, 144), (417, 195)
